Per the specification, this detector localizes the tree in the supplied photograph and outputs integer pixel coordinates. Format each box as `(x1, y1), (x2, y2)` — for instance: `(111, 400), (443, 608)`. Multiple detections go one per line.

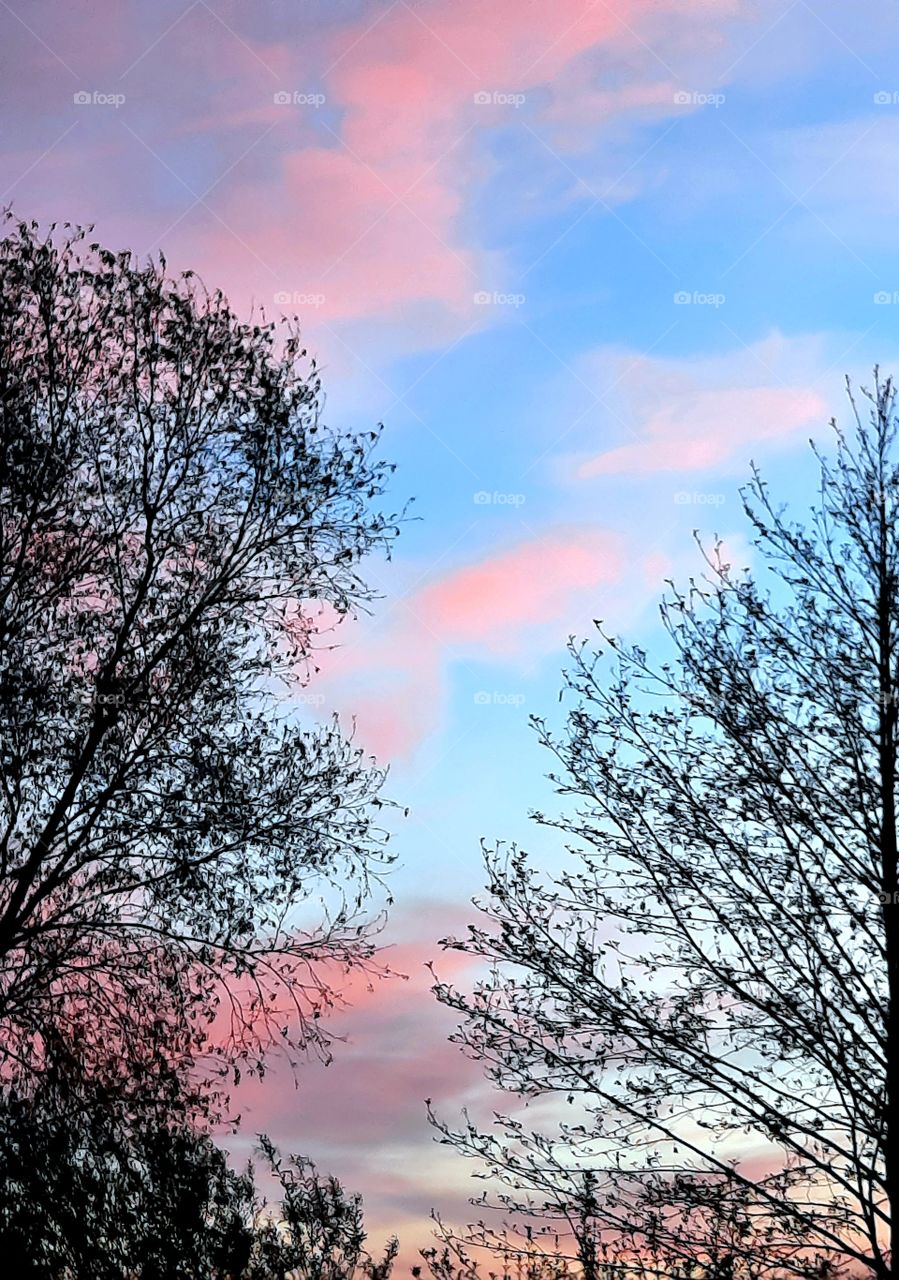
(252, 1135), (398, 1280)
(0, 1057), (256, 1278)
(0, 215), (399, 1119)
(0, 1054), (398, 1279)
(418, 1230), (583, 1280)
(432, 371), (899, 1280)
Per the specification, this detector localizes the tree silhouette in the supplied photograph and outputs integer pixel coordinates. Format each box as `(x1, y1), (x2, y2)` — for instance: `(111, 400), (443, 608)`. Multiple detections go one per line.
(0, 215), (399, 1119)
(417, 1223), (789, 1280)
(252, 1135), (398, 1280)
(0, 1061), (255, 1278)
(433, 372), (899, 1279)
(0, 1052), (398, 1278)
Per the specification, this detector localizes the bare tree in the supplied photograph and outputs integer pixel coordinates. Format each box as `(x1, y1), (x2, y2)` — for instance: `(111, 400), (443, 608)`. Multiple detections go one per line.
(0, 215), (399, 1118)
(433, 372), (899, 1279)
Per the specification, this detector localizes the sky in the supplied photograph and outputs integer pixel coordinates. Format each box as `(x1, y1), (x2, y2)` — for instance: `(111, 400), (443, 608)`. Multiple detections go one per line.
(2, 0), (899, 1260)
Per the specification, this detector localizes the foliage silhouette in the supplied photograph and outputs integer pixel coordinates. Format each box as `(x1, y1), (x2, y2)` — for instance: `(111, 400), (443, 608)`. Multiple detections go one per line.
(0, 1055), (398, 1278)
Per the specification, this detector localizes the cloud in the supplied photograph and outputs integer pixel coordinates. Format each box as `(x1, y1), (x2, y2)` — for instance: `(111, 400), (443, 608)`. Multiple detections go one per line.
(574, 333), (832, 478)
(222, 0), (756, 334)
(1, 0), (755, 349)
(417, 526), (625, 657)
(187, 0), (674, 330)
(306, 525), (644, 758)
(224, 908), (487, 1260)
(582, 383), (826, 476)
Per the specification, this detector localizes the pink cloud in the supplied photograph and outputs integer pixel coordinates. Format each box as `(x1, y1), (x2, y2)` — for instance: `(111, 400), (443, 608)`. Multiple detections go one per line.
(224, 913), (488, 1260)
(306, 526), (628, 758)
(1, 0), (755, 351)
(582, 384), (827, 476)
(575, 336), (832, 478)
(419, 527), (625, 656)
(141, 0), (750, 334)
